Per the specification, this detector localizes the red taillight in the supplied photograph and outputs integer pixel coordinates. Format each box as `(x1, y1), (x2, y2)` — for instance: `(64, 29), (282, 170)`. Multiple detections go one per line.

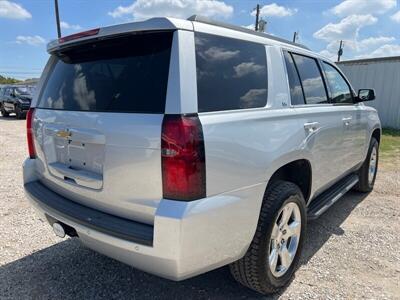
(26, 108), (36, 159)
(161, 114), (206, 201)
(59, 28), (100, 43)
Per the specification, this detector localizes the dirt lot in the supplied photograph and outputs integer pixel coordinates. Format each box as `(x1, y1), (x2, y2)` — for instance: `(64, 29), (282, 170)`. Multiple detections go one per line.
(0, 116), (399, 299)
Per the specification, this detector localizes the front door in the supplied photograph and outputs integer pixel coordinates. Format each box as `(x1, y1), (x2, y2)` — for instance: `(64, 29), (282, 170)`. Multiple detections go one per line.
(321, 61), (368, 171)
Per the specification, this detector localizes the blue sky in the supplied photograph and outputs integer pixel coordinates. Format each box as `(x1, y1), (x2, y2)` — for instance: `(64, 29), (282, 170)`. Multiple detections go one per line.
(1, 0), (400, 79)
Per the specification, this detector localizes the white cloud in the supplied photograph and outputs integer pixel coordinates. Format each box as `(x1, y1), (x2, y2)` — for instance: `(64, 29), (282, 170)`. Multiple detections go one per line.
(240, 89), (267, 106)
(242, 24), (255, 30)
(320, 36), (397, 61)
(391, 10), (400, 23)
(319, 49), (337, 61)
(200, 46), (239, 61)
(60, 21), (82, 31)
(108, 0), (233, 20)
(234, 62), (264, 78)
(356, 44), (400, 59)
(314, 14), (377, 42)
(16, 35), (46, 46)
(331, 0), (396, 17)
(0, 1), (31, 20)
(357, 36), (396, 49)
(252, 3), (297, 18)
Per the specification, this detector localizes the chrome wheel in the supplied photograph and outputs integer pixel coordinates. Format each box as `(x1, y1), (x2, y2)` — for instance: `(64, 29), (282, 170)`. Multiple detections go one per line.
(268, 201), (301, 278)
(368, 146), (377, 185)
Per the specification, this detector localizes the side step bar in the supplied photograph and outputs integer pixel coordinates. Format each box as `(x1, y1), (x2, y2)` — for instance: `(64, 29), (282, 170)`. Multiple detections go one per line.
(307, 174), (359, 220)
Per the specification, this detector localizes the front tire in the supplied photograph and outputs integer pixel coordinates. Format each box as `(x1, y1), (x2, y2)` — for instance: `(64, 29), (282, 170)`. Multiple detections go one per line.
(354, 137), (379, 192)
(0, 105), (9, 117)
(15, 106), (24, 119)
(229, 180), (307, 294)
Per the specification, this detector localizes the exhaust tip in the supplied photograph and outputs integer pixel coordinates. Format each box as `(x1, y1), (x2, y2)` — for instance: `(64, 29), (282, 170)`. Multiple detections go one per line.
(52, 222), (66, 238)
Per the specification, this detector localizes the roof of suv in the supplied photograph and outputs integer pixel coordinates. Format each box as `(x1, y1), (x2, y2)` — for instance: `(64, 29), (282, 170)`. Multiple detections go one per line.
(47, 15), (311, 55)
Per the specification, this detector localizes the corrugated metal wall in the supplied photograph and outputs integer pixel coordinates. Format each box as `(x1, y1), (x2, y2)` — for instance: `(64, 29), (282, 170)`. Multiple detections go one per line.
(338, 57), (400, 129)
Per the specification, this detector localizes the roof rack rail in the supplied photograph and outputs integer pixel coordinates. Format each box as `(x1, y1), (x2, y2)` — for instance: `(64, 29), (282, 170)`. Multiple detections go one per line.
(187, 15), (309, 50)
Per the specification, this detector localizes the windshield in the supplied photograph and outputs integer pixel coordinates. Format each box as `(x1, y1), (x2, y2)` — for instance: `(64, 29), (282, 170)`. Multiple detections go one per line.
(38, 32), (173, 113)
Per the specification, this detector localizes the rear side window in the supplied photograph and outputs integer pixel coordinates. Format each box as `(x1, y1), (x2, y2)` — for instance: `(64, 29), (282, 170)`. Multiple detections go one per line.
(291, 53), (328, 105)
(38, 32), (173, 113)
(195, 33), (268, 112)
(283, 52), (305, 105)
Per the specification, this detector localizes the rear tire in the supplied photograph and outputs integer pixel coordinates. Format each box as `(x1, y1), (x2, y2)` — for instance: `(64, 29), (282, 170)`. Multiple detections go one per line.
(354, 137), (379, 192)
(229, 180), (307, 294)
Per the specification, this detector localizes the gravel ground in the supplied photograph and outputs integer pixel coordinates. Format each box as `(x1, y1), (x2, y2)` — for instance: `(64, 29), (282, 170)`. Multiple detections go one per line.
(0, 116), (399, 299)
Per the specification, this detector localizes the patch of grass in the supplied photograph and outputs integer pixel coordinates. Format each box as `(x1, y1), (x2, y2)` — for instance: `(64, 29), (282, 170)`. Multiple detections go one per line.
(380, 128), (400, 169)
(382, 128), (400, 137)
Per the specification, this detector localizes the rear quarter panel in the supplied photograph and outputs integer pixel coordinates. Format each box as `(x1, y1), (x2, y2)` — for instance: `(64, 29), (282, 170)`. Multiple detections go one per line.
(200, 109), (311, 197)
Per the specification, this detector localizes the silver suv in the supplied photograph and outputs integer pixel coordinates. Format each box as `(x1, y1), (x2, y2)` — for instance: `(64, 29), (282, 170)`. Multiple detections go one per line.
(23, 16), (381, 294)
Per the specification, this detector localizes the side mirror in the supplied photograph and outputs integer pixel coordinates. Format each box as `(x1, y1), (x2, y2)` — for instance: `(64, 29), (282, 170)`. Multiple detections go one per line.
(10, 92), (15, 98)
(357, 89), (375, 102)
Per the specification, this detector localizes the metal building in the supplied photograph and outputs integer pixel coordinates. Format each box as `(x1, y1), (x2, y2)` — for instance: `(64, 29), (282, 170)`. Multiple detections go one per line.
(337, 56), (400, 129)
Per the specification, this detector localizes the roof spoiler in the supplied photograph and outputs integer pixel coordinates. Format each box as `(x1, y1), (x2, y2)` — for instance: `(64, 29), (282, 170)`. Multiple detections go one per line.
(47, 17), (192, 54)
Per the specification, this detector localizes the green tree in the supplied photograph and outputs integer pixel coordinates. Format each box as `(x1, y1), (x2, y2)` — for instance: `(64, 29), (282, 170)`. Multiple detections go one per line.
(0, 75), (21, 84)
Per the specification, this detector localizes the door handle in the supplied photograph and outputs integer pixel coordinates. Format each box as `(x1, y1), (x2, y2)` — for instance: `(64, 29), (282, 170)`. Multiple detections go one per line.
(342, 117), (352, 126)
(304, 122), (320, 132)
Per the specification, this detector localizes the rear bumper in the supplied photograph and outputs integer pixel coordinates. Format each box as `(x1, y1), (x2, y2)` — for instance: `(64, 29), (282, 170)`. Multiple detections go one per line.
(23, 158), (265, 280)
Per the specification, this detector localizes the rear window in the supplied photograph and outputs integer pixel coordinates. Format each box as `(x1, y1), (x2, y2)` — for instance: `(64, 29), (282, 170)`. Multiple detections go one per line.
(38, 32), (173, 113)
(195, 33), (268, 112)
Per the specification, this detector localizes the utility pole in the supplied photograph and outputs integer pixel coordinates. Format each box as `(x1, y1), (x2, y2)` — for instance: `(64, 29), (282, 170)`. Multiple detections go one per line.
(337, 40), (344, 62)
(254, 4), (260, 31)
(54, 0), (61, 38)
(292, 31), (298, 43)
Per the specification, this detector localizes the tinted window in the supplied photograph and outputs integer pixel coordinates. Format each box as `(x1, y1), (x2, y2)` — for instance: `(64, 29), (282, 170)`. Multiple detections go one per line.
(38, 32), (173, 113)
(195, 33), (268, 112)
(322, 62), (353, 104)
(283, 52), (304, 105)
(292, 54), (328, 104)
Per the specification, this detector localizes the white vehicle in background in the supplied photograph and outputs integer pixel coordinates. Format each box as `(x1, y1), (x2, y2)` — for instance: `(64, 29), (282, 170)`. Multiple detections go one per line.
(23, 16), (381, 294)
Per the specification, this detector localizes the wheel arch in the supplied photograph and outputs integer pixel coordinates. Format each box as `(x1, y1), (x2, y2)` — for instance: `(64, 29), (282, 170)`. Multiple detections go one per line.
(371, 127), (381, 144)
(267, 159), (312, 204)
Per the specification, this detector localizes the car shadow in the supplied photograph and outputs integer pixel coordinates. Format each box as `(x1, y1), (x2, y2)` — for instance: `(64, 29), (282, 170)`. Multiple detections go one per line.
(0, 115), (20, 121)
(0, 192), (368, 299)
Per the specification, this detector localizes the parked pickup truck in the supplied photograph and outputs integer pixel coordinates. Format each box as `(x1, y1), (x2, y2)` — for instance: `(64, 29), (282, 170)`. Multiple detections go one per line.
(0, 85), (33, 119)
(23, 16), (381, 294)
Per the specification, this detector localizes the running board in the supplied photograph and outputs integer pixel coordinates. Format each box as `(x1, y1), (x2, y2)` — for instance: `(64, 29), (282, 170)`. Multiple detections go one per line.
(307, 174), (359, 220)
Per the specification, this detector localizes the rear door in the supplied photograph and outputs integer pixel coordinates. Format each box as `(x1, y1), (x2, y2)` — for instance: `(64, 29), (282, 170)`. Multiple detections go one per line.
(284, 51), (345, 194)
(33, 32), (174, 225)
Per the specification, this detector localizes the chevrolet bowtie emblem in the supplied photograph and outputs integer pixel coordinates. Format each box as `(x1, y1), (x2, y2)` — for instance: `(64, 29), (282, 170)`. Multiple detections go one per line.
(56, 130), (71, 138)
